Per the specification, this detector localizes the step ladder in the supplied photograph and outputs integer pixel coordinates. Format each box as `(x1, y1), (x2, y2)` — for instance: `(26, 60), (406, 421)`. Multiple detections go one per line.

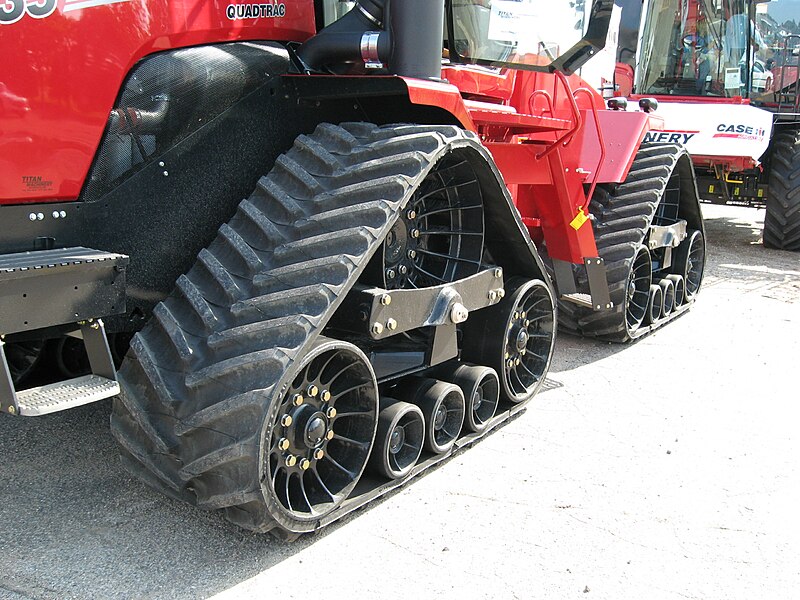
(0, 247), (128, 416)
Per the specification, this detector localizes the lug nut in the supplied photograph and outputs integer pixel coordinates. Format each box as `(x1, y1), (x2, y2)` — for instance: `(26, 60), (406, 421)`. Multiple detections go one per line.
(507, 358), (514, 369)
(285, 455), (297, 467)
(515, 357), (521, 366)
(408, 250), (417, 259)
(514, 311), (520, 320)
(398, 265), (407, 275)
(321, 389), (331, 402)
(326, 407), (337, 419)
(299, 458), (311, 471)
(411, 229), (420, 239)
(371, 322), (384, 335)
(521, 311), (527, 319)
(380, 294), (392, 306)
(497, 288), (505, 299)
(407, 209), (417, 220)
(386, 268), (396, 279)
(307, 385), (318, 397)
(386, 318), (398, 331)
(292, 393), (304, 406)
(280, 414), (293, 427)
(326, 430), (335, 441)
(489, 290), (497, 302)
(313, 449), (325, 460)
(278, 438), (290, 451)
(525, 319), (530, 327)
(494, 267), (503, 279)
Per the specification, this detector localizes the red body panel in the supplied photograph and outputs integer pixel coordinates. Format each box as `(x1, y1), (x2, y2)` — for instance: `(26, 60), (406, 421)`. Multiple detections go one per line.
(0, 0), (315, 203)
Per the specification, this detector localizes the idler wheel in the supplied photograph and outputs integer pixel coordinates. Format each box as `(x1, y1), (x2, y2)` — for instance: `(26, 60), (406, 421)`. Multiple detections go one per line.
(369, 399), (425, 480)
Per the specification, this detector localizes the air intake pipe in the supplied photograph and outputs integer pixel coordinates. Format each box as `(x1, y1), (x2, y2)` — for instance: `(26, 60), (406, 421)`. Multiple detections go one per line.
(297, 0), (444, 80)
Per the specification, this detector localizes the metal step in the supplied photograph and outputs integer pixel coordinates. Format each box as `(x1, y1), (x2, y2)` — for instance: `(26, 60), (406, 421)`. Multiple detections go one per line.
(16, 375), (119, 416)
(561, 293), (594, 308)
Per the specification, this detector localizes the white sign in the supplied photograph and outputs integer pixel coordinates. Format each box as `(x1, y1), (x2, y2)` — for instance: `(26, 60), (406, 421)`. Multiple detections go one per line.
(488, 1), (542, 41)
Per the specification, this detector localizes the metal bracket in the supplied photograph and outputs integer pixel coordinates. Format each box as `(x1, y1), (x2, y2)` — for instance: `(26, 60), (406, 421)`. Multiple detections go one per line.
(648, 220), (687, 251)
(585, 257), (613, 311)
(332, 268), (505, 340)
(80, 319), (116, 381)
(0, 338), (20, 415)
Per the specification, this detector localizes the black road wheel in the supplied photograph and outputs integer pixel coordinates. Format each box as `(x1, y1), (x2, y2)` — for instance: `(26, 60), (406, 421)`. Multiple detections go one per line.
(658, 278), (675, 316)
(369, 400), (425, 480)
(672, 229), (705, 299)
(396, 378), (464, 454)
(263, 340), (378, 524)
(4, 340), (45, 385)
(764, 129), (800, 250)
(665, 274), (685, 307)
(644, 284), (663, 325)
(462, 278), (555, 404)
(431, 363), (499, 433)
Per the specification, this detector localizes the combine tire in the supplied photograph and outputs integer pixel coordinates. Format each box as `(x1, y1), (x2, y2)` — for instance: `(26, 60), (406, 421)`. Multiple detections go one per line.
(554, 144), (705, 342)
(111, 123), (555, 537)
(764, 129), (800, 251)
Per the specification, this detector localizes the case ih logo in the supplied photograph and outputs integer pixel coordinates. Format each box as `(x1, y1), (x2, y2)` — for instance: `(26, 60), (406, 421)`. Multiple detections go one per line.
(226, 2), (286, 19)
(643, 131), (698, 144)
(713, 124), (766, 141)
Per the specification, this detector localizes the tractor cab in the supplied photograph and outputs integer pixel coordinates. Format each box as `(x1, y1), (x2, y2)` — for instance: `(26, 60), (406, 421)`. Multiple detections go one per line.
(634, 0), (800, 108)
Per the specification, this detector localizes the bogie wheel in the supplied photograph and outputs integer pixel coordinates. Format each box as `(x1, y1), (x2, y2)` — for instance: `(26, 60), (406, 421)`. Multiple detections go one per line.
(462, 278), (556, 404)
(764, 129), (800, 250)
(672, 230), (705, 300)
(625, 246), (652, 335)
(263, 339), (378, 527)
(3, 340), (45, 385)
(369, 399), (425, 480)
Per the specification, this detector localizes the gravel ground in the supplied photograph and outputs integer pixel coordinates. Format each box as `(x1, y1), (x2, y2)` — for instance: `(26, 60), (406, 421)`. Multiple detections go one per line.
(1, 203), (797, 600)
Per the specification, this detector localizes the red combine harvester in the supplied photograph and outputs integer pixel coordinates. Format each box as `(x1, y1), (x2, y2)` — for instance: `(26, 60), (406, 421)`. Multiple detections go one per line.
(0, 0), (705, 537)
(615, 0), (800, 251)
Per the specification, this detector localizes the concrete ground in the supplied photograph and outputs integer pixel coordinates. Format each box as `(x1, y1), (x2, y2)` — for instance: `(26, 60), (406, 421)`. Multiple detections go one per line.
(1, 204), (798, 600)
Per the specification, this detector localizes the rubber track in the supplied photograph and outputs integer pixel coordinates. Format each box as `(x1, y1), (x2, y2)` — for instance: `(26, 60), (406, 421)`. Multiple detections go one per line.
(110, 123), (489, 535)
(765, 129), (800, 251)
(556, 143), (687, 342)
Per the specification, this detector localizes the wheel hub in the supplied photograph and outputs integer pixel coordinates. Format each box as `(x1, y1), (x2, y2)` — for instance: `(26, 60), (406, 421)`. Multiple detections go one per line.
(433, 404), (447, 430)
(304, 413), (328, 448)
(515, 328), (529, 352)
(389, 425), (406, 454)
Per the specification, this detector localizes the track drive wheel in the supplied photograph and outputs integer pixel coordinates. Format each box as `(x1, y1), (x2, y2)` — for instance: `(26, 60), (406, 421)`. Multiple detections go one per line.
(764, 129), (800, 251)
(263, 339), (378, 527)
(462, 278), (555, 404)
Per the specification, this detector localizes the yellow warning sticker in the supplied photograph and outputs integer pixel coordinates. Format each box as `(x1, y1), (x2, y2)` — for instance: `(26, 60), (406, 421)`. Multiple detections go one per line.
(570, 210), (589, 231)
(708, 184), (715, 193)
(758, 189), (764, 197)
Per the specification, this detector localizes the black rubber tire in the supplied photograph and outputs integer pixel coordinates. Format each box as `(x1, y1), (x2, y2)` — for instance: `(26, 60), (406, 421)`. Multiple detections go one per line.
(110, 123), (540, 536)
(552, 144), (702, 342)
(4, 340), (45, 385)
(644, 284), (662, 325)
(672, 229), (705, 300)
(764, 129), (800, 250)
(368, 399), (425, 480)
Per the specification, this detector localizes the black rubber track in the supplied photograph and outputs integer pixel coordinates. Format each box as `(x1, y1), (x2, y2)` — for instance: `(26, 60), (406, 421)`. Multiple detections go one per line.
(554, 143), (696, 342)
(764, 129), (800, 251)
(110, 123), (511, 536)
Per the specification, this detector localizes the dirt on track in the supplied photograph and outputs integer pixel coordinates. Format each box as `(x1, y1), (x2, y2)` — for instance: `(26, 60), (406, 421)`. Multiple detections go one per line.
(1, 203), (798, 600)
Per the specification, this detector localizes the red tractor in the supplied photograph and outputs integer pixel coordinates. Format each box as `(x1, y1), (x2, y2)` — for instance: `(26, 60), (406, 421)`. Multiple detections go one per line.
(0, 0), (705, 538)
